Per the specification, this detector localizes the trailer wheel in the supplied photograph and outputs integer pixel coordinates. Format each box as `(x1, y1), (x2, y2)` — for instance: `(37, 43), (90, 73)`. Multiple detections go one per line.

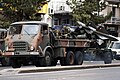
(41, 51), (52, 66)
(66, 51), (74, 65)
(11, 59), (21, 68)
(104, 52), (112, 64)
(74, 51), (83, 65)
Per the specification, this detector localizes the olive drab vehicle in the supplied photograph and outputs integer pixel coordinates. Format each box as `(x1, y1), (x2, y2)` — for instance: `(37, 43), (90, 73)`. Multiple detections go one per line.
(3, 21), (118, 68)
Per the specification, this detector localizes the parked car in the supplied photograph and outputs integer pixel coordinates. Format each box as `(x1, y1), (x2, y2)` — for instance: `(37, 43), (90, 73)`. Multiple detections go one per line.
(108, 41), (120, 60)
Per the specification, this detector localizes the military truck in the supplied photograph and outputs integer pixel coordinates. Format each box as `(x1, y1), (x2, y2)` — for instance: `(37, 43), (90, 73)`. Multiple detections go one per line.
(2, 21), (118, 68)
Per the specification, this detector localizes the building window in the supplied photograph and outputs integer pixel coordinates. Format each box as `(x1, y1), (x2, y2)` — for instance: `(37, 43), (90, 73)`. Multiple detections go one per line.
(107, 26), (116, 31)
(48, 8), (54, 14)
(62, 19), (69, 25)
(54, 18), (59, 25)
(112, 7), (115, 17)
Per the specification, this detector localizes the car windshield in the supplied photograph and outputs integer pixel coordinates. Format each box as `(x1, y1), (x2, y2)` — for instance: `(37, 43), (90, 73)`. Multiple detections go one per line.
(9, 24), (39, 35)
(110, 42), (120, 49)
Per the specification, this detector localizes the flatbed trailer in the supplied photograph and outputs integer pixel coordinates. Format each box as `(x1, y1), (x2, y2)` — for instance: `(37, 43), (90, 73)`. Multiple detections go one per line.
(54, 39), (90, 48)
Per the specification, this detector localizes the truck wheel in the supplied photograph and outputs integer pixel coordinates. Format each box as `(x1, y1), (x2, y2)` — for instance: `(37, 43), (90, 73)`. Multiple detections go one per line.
(74, 51), (83, 65)
(104, 52), (112, 64)
(11, 59), (21, 68)
(41, 51), (52, 66)
(66, 51), (74, 65)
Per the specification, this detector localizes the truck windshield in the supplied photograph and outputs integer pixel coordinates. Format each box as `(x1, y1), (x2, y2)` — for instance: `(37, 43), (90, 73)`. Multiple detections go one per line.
(9, 24), (39, 35)
(21, 25), (39, 35)
(110, 42), (120, 49)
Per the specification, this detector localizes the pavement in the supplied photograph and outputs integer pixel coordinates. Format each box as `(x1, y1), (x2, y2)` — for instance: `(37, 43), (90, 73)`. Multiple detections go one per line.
(1, 63), (120, 75)
(18, 63), (120, 73)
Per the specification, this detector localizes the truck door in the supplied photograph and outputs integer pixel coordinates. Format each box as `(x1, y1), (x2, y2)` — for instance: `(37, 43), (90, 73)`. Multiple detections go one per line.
(39, 25), (49, 50)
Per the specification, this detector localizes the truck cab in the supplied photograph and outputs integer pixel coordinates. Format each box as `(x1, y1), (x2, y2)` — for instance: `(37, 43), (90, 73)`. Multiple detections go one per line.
(3, 21), (117, 68)
(3, 21), (52, 68)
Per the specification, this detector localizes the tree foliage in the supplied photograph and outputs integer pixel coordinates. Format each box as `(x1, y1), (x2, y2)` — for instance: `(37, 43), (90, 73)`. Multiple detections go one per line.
(67, 0), (111, 25)
(0, 0), (46, 27)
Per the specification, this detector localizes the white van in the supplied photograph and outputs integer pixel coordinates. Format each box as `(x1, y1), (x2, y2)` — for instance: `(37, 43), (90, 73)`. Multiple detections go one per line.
(108, 41), (120, 60)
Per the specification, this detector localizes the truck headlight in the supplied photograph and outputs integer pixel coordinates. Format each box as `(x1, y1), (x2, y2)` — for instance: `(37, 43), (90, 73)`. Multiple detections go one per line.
(6, 46), (8, 51)
(30, 46), (34, 51)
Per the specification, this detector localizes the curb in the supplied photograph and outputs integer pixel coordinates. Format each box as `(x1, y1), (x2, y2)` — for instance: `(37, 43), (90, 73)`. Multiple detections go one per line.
(18, 63), (120, 73)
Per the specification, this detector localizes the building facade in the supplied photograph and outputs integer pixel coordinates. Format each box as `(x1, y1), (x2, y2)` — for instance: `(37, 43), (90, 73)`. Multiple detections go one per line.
(47, 0), (120, 35)
(48, 0), (73, 27)
(104, 0), (120, 37)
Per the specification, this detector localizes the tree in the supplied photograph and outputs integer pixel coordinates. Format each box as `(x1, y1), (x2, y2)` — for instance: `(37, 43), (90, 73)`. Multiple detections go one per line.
(67, 0), (111, 25)
(0, 0), (46, 28)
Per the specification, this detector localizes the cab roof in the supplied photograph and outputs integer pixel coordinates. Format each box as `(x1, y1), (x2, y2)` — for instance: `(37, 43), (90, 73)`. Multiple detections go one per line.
(11, 21), (48, 25)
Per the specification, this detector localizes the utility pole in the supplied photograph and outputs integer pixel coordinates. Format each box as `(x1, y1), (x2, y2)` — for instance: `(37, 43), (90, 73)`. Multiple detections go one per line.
(97, 0), (100, 16)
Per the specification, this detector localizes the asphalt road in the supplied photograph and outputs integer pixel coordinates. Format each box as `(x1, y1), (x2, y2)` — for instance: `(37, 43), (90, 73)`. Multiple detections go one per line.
(0, 67), (120, 80)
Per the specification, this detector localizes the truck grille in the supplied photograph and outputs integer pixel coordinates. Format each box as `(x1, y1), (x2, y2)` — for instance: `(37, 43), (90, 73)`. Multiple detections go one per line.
(13, 41), (28, 51)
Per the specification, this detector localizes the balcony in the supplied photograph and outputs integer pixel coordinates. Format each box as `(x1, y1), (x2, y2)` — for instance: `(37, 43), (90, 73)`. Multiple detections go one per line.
(107, 0), (120, 4)
(105, 17), (120, 25)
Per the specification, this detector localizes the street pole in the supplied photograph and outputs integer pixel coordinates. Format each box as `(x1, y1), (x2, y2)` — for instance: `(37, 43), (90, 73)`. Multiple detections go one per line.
(97, 0), (100, 16)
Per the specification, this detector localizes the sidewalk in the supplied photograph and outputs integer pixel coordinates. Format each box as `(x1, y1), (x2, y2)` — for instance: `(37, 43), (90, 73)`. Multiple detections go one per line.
(0, 61), (120, 75)
(19, 63), (120, 73)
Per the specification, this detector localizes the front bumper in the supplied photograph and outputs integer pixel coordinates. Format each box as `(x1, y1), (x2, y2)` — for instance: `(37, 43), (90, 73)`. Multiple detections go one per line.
(2, 51), (40, 56)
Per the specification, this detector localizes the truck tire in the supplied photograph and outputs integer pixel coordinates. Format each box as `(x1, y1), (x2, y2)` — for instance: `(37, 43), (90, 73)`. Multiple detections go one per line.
(66, 51), (74, 65)
(41, 51), (52, 66)
(74, 51), (83, 65)
(11, 59), (21, 68)
(104, 52), (112, 64)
